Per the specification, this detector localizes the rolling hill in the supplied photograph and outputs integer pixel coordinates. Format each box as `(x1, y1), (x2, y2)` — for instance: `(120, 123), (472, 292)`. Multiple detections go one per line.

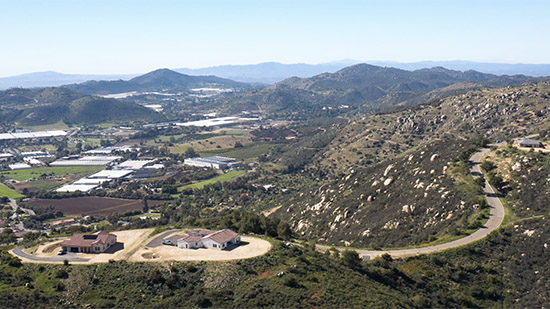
(64, 68), (250, 95)
(217, 63), (543, 115)
(0, 87), (164, 125)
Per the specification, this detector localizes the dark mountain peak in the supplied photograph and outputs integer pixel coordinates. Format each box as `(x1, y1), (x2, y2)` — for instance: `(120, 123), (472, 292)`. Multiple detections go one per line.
(416, 66), (457, 73)
(130, 68), (189, 84)
(336, 63), (383, 75)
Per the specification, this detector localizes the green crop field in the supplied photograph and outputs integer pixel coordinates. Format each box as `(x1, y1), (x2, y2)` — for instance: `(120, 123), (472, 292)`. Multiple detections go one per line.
(0, 166), (103, 181)
(212, 128), (249, 135)
(0, 183), (24, 198)
(200, 142), (282, 160)
(179, 170), (245, 191)
(25, 181), (65, 191)
(169, 135), (252, 154)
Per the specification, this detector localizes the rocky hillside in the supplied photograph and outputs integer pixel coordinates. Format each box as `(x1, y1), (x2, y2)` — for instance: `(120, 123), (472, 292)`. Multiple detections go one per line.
(272, 82), (550, 247)
(318, 82), (550, 169)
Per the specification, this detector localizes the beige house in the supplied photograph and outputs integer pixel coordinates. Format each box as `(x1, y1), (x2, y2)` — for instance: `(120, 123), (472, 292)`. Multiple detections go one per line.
(517, 138), (544, 148)
(61, 231), (117, 253)
(177, 229), (240, 250)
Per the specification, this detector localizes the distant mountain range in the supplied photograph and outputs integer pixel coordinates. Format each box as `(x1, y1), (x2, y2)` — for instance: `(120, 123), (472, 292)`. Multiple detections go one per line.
(370, 60), (550, 77)
(218, 63), (544, 115)
(0, 71), (135, 90)
(1, 64), (546, 125)
(174, 61), (359, 84)
(3, 60), (548, 90)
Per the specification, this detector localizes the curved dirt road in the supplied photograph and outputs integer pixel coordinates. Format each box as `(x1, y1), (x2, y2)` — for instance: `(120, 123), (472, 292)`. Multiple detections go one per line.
(318, 147), (505, 259)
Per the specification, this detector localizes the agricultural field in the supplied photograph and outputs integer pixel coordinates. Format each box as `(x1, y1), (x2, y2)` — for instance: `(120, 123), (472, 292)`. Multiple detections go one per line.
(178, 170), (245, 191)
(0, 183), (24, 198)
(169, 135), (253, 154)
(12, 180), (64, 193)
(200, 142), (283, 160)
(25, 196), (165, 217)
(17, 144), (57, 152)
(0, 166), (103, 181)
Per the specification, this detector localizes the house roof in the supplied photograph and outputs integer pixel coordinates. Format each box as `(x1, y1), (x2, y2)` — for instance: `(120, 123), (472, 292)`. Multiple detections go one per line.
(61, 231), (115, 248)
(179, 235), (203, 243)
(51, 218), (75, 226)
(188, 229), (216, 236)
(205, 229), (239, 244)
(518, 138), (543, 145)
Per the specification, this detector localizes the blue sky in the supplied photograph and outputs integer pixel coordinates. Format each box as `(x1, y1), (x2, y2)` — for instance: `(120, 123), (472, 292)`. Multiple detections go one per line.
(1, 0), (549, 76)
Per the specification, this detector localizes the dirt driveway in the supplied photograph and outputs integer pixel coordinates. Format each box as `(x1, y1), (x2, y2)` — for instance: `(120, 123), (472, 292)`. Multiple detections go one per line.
(13, 229), (154, 264)
(12, 229), (271, 264)
(130, 236), (271, 262)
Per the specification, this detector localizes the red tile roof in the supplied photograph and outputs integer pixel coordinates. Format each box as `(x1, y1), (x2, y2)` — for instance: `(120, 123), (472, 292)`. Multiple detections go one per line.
(179, 235), (203, 243)
(61, 231), (115, 248)
(205, 229), (239, 244)
(51, 218), (75, 226)
(188, 229), (216, 236)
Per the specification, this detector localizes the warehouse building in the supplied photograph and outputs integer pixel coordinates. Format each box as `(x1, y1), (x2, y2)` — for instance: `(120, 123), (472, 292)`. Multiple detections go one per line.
(183, 156), (238, 169)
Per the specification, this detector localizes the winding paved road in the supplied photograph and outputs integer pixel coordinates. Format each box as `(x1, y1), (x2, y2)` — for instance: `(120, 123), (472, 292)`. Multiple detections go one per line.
(317, 147), (506, 259)
(11, 247), (90, 263)
(145, 229), (183, 248)
(9, 198), (35, 216)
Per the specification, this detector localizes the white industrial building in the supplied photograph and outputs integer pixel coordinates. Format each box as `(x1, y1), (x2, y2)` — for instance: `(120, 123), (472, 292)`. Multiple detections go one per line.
(88, 169), (134, 179)
(83, 146), (139, 155)
(56, 184), (98, 193)
(183, 156), (238, 169)
(174, 117), (258, 128)
(50, 156), (122, 166)
(114, 160), (155, 170)
(0, 130), (67, 141)
(0, 153), (14, 161)
(73, 178), (111, 185)
(21, 151), (52, 158)
(9, 163), (31, 170)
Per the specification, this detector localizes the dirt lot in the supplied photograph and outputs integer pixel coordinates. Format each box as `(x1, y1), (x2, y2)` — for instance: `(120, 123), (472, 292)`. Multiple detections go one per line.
(26, 197), (166, 216)
(514, 144), (550, 153)
(14, 229), (272, 264)
(22, 229), (154, 264)
(130, 235), (271, 262)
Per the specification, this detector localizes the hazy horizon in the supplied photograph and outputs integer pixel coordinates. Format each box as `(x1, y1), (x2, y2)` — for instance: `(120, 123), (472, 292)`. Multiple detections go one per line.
(3, 59), (550, 79)
(1, 0), (550, 77)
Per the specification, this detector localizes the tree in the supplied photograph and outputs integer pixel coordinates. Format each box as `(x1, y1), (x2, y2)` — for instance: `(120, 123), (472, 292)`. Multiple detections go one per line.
(277, 221), (292, 240)
(481, 160), (496, 172)
(341, 250), (362, 270)
(100, 139), (112, 147)
(142, 197), (149, 213)
(487, 171), (505, 191)
(0, 229), (17, 244)
(184, 147), (198, 158)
